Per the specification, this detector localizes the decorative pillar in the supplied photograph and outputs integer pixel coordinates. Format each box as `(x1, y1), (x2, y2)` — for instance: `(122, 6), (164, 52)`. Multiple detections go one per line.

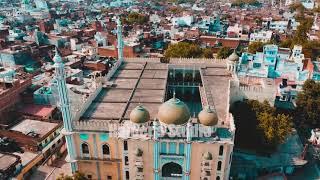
(185, 120), (192, 180)
(153, 120), (160, 180)
(233, 62), (236, 73)
(53, 48), (77, 172)
(116, 17), (124, 63)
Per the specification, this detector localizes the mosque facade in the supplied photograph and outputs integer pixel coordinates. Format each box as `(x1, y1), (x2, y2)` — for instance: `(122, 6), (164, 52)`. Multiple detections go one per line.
(54, 18), (237, 180)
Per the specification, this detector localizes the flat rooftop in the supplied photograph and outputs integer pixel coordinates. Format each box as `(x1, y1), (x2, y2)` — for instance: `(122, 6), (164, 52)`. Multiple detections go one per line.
(10, 119), (59, 139)
(81, 59), (232, 126)
(0, 153), (19, 171)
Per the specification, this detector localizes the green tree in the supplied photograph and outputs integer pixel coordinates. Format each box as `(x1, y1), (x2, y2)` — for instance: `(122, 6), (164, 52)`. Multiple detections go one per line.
(232, 100), (292, 152)
(126, 12), (148, 25)
(279, 39), (293, 48)
(202, 48), (213, 58)
(57, 172), (88, 180)
(289, 2), (305, 13)
(164, 42), (203, 59)
(296, 79), (320, 127)
(302, 40), (320, 49)
(248, 41), (265, 54)
(232, 0), (261, 7)
(293, 17), (313, 45)
(257, 112), (293, 147)
(279, 17), (317, 49)
(217, 47), (232, 59)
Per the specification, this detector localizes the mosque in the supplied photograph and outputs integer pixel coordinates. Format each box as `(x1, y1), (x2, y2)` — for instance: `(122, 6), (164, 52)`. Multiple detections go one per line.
(54, 18), (237, 180)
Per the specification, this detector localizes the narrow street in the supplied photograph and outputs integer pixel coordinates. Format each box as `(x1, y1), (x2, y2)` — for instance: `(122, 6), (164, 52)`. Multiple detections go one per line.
(28, 152), (72, 180)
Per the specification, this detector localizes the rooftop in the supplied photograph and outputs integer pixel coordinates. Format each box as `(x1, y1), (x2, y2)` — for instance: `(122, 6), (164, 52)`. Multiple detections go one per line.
(10, 119), (59, 139)
(0, 153), (20, 171)
(17, 104), (55, 118)
(81, 59), (233, 127)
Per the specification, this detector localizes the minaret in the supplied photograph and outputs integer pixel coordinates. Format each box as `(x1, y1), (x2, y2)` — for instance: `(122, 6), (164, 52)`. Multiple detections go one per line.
(185, 120), (192, 180)
(116, 17), (124, 62)
(53, 48), (78, 172)
(153, 120), (160, 180)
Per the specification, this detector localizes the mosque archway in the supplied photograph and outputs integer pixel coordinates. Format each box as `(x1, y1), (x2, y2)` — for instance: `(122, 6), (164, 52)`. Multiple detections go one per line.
(162, 162), (183, 177)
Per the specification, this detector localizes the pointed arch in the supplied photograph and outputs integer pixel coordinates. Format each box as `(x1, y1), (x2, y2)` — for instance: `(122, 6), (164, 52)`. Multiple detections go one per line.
(102, 143), (111, 158)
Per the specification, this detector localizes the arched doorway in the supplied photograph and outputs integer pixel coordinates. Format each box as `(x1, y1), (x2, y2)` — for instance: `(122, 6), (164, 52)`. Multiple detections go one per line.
(162, 162), (183, 178)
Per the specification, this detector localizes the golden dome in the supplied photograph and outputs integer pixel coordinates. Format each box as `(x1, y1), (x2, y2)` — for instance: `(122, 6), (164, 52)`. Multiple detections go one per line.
(227, 51), (239, 62)
(157, 97), (190, 125)
(198, 106), (218, 126)
(130, 105), (150, 124)
(203, 152), (212, 160)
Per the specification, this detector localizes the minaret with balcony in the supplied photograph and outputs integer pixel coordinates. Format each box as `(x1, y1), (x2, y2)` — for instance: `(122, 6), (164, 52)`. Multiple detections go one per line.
(53, 48), (77, 172)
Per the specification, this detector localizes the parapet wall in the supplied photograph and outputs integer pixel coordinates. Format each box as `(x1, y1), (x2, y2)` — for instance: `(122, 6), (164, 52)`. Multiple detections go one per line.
(170, 58), (226, 64)
(230, 80), (276, 105)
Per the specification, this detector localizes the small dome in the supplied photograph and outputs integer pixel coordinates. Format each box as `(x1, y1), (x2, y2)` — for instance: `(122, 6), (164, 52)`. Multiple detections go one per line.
(203, 152), (212, 160)
(158, 97), (190, 125)
(53, 48), (63, 64)
(198, 106), (218, 126)
(130, 105), (150, 124)
(134, 148), (143, 157)
(227, 51), (239, 62)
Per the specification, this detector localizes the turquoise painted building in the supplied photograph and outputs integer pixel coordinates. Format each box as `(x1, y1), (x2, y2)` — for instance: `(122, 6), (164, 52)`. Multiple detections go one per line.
(238, 44), (309, 81)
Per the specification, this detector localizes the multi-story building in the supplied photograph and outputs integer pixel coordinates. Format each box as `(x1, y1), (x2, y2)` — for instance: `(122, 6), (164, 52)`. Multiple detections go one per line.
(249, 30), (273, 43)
(238, 44), (309, 81)
(0, 67), (32, 128)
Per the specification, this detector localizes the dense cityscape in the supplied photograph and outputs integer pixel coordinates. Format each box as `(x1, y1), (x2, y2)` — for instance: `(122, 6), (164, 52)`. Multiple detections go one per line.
(0, 0), (319, 179)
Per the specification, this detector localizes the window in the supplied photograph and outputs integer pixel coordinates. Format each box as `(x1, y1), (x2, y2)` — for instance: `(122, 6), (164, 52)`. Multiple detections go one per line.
(102, 144), (110, 156)
(125, 171), (129, 180)
(178, 143), (184, 155)
(219, 145), (224, 156)
(161, 142), (167, 154)
(281, 95), (287, 101)
(82, 143), (89, 154)
(125, 156), (129, 165)
(137, 167), (143, 172)
(124, 140), (128, 151)
(57, 139), (61, 144)
(216, 176), (220, 180)
(217, 161), (222, 171)
(87, 174), (92, 179)
(107, 176), (112, 180)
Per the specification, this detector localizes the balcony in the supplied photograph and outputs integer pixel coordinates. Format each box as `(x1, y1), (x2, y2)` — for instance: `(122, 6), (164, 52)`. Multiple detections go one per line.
(135, 161), (143, 167)
(201, 166), (212, 171)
